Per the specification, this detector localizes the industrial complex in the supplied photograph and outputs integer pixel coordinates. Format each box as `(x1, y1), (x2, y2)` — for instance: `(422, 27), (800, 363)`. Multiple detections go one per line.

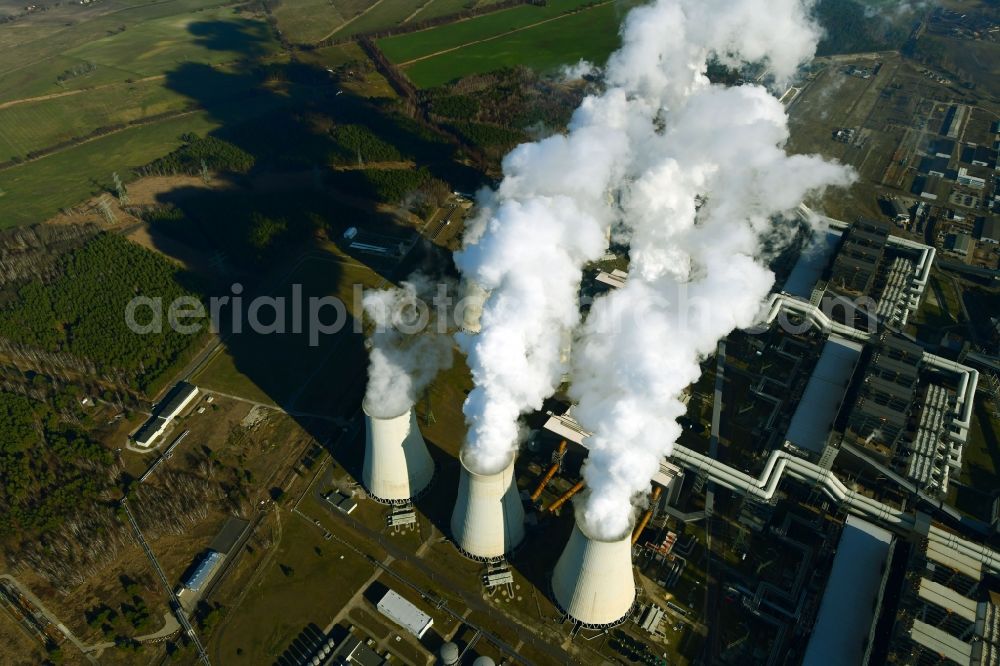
(3, 1), (1000, 664)
(285, 200), (1000, 666)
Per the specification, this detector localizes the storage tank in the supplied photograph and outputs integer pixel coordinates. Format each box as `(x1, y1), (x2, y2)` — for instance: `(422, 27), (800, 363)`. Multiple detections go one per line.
(362, 402), (434, 504)
(451, 451), (525, 560)
(439, 641), (460, 665)
(551, 512), (636, 628)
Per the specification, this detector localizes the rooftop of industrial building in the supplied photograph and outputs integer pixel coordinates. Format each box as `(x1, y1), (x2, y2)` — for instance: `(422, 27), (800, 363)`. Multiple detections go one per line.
(826, 219), (890, 297)
(784, 335), (863, 455)
(157, 381), (199, 419)
(802, 515), (895, 666)
(376, 589), (433, 639)
(783, 229), (842, 298)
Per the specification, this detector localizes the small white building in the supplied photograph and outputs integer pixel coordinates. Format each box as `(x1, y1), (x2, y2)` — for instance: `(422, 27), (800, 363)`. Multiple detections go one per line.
(376, 589), (433, 639)
(132, 382), (199, 448)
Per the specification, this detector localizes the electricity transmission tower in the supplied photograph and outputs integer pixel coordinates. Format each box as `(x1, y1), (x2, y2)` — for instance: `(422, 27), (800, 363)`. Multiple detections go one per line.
(97, 196), (117, 224)
(200, 159), (210, 184)
(112, 172), (129, 205)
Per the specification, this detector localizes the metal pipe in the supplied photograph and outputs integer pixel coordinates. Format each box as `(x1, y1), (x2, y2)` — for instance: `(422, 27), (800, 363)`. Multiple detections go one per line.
(631, 486), (662, 545)
(530, 440), (567, 501)
(548, 480), (584, 513)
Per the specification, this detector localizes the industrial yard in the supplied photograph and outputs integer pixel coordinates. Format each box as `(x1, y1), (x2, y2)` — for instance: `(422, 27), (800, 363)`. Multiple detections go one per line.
(0, 1), (999, 665)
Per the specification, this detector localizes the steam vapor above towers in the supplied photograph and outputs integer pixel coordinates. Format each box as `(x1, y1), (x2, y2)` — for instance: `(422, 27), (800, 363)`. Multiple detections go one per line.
(455, 0), (855, 539)
(362, 276), (453, 420)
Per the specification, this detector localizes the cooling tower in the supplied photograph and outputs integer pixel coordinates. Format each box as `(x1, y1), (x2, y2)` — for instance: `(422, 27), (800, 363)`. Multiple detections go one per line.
(459, 280), (488, 334)
(362, 403), (434, 504)
(552, 515), (636, 628)
(450, 451), (525, 560)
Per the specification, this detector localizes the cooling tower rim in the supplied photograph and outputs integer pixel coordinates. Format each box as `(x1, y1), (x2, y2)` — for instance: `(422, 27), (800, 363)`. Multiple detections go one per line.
(458, 448), (515, 478)
(362, 399), (412, 421)
(572, 510), (634, 544)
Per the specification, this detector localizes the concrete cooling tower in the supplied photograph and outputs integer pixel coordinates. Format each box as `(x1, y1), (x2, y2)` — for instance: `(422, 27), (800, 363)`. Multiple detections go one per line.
(459, 280), (488, 334)
(451, 451), (525, 560)
(362, 403), (434, 504)
(552, 514), (636, 628)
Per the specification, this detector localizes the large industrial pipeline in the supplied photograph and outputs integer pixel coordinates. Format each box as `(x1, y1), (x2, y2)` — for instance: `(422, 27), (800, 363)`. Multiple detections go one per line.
(544, 411), (910, 527)
(530, 440), (567, 501)
(548, 480), (584, 513)
(631, 486), (662, 545)
(669, 444), (911, 526)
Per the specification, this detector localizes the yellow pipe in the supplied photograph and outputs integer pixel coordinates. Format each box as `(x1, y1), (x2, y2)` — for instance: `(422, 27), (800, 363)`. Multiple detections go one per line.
(631, 486), (662, 545)
(547, 480), (584, 513)
(530, 440), (567, 501)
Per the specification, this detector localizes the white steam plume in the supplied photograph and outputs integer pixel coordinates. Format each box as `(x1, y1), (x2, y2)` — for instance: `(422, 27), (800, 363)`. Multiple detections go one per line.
(363, 276), (453, 419)
(455, 0), (854, 508)
(570, 1), (856, 540)
(454, 91), (633, 473)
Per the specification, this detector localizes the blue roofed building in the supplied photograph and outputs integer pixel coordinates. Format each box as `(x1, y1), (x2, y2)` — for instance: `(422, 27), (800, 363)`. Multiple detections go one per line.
(183, 550), (224, 592)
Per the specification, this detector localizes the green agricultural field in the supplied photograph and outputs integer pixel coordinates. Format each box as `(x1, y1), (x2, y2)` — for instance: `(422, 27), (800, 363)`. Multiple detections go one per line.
(270, 0), (348, 45)
(0, 0), (243, 102)
(0, 56), (139, 105)
(64, 7), (278, 79)
(0, 112), (223, 227)
(398, 1), (627, 88)
(377, 0), (606, 64)
(332, 0), (423, 39)
(0, 80), (188, 161)
(406, 0), (474, 23)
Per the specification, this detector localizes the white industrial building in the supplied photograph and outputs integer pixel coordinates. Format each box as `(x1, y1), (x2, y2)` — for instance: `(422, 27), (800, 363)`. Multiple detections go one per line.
(885, 518), (1000, 665)
(131, 382), (199, 448)
(376, 589), (433, 639)
(451, 451), (525, 561)
(362, 403), (434, 504)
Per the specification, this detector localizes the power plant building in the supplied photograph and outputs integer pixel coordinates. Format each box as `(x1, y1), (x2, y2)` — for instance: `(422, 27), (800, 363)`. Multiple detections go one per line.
(879, 520), (1000, 665)
(846, 333), (924, 452)
(376, 589), (433, 639)
(783, 335), (863, 459)
(182, 550), (224, 592)
(362, 404), (434, 504)
(802, 516), (895, 666)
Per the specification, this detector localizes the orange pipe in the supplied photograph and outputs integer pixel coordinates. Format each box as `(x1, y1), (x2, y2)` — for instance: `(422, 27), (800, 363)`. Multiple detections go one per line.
(631, 486), (662, 545)
(530, 440), (567, 501)
(547, 480), (584, 513)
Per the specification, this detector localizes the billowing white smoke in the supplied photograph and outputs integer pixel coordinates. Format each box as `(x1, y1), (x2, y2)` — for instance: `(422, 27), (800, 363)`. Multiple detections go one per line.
(454, 91), (634, 473)
(572, 85), (854, 539)
(455, 0), (855, 520)
(363, 276), (453, 419)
